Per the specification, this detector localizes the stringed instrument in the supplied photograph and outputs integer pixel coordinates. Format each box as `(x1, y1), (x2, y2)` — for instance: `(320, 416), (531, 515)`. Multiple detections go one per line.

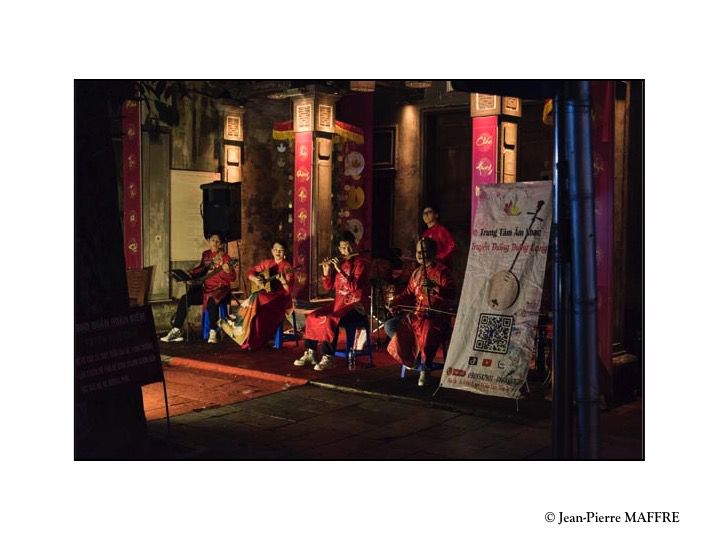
(249, 265), (301, 294)
(486, 200), (545, 310)
(191, 258), (239, 285)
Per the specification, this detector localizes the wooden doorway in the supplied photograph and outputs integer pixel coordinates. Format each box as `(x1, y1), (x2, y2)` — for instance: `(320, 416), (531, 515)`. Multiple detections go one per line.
(423, 109), (472, 290)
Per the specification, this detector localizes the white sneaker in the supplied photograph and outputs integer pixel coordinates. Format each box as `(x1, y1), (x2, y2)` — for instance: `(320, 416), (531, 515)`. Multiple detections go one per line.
(160, 327), (183, 343)
(418, 370), (428, 387)
(313, 355), (336, 371)
(208, 329), (218, 344)
(294, 349), (316, 367)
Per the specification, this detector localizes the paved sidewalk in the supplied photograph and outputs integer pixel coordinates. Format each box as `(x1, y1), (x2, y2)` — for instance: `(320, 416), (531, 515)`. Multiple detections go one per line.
(141, 384), (641, 460)
(141, 363), (301, 421)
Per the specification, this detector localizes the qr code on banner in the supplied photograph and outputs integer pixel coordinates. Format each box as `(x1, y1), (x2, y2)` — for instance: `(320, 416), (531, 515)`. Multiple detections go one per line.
(473, 313), (514, 354)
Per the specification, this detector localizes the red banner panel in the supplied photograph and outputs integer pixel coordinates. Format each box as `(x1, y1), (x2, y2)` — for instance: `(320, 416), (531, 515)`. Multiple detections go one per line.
(591, 81), (614, 375)
(336, 121), (371, 256)
(471, 116), (499, 226)
(293, 132), (313, 301)
(122, 100), (142, 270)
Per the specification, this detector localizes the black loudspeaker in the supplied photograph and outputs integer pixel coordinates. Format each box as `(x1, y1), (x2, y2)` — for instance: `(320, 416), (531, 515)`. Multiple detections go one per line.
(200, 181), (241, 241)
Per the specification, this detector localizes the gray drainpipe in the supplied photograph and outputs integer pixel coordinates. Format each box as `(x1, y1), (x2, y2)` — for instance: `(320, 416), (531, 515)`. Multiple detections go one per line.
(552, 88), (574, 459)
(565, 80), (601, 459)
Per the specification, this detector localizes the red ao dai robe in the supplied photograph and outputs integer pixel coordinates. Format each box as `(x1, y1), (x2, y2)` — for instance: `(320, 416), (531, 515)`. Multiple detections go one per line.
(304, 256), (370, 344)
(387, 262), (456, 367)
(237, 258), (295, 350)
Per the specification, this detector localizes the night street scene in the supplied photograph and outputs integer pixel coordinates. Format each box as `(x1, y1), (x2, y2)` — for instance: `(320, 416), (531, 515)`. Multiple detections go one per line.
(74, 78), (643, 461)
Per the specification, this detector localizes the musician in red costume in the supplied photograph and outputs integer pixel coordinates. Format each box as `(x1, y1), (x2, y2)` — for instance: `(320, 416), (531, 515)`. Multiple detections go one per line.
(161, 233), (236, 344)
(294, 231), (370, 371)
(385, 237), (456, 386)
(228, 241), (294, 350)
(420, 206), (456, 267)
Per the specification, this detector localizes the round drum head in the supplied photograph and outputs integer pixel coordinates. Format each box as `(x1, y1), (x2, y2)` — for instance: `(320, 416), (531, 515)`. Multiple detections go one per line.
(487, 270), (520, 310)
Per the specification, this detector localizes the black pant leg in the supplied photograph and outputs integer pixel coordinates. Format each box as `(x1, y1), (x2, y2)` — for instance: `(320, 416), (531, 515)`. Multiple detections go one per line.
(320, 341), (334, 356)
(207, 298), (219, 330)
(172, 286), (203, 328)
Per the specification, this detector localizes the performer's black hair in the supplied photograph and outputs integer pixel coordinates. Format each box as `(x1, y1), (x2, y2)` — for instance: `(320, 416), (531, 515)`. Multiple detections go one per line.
(339, 230), (357, 245)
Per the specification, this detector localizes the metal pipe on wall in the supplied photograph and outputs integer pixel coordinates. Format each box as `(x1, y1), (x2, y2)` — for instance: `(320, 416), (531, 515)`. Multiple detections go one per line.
(565, 81), (601, 459)
(552, 89), (574, 459)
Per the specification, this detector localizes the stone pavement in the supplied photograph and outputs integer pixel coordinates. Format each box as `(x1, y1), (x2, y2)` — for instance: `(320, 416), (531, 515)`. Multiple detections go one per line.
(141, 363), (302, 421)
(148, 333), (643, 460)
(141, 383), (642, 460)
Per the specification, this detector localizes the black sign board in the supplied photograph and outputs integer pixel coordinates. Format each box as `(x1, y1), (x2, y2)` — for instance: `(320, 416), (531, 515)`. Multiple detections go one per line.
(75, 305), (164, 395)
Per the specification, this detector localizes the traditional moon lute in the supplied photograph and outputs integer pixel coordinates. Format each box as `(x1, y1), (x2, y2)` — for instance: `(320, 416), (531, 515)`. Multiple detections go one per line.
(487, 200), (545, 310)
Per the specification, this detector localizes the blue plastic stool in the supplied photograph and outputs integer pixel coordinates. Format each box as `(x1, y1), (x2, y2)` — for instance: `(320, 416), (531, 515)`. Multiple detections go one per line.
(334, 318), (373, 369)
(274, 311), (300, 349)
(202, 302), (229, 340)
(400, 340), (448, 378)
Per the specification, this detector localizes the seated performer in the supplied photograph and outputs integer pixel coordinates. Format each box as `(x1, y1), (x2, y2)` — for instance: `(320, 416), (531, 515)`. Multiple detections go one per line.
(421, 205), (456, 267)
(161, 232), (236, 344)
(385, 237), (456, 386)
(224, 241), (295, 350)
(294, 231), (370, 371)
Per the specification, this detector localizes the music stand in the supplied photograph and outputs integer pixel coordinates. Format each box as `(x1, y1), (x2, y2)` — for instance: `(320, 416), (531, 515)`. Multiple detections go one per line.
(170, 269), (195, 341)
(170, 269), (193, 282)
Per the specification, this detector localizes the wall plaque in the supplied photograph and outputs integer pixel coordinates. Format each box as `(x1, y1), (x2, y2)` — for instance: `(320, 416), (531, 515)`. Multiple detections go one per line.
(225, 115), (244, 141)
(317, 104), (334, 133)
(502, 97), (522, 117)
(471, 93), (501, 117)
(294, 98), (314, 132)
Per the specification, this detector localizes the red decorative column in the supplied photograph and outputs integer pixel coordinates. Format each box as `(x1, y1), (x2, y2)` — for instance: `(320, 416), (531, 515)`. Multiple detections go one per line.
(293, 131), (314, 303)
(291, 90), (338, 305)
(470, 94), (521, 229)
(591, 81), (615, 389)
(122, 100), (142, 270)
(471, 115), (499, 224)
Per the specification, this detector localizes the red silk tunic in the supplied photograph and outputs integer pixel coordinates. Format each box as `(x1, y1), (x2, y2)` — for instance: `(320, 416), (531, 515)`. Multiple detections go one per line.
(239, 259), (295, 350)
(189, 249), (236, 309)
(387, 262), (456, 366)
(421, 223), (456, 266)
(304, 256), (370, 344)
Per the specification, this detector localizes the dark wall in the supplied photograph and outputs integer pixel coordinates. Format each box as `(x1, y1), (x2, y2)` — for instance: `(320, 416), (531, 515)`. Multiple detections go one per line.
(164, 87), (294, 297)
(75, 81), (147, 458)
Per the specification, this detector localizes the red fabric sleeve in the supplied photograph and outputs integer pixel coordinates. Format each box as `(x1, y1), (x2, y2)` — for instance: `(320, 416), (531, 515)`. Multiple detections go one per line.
(436, 226), (456, 262)
(189, 250), (209, 277)
(218, 252), (236, 283)
(281, 261), (295, 289)
(391, 268), (420, 309)
(248, 259), (269, 279)
(321, 271), (334, 291)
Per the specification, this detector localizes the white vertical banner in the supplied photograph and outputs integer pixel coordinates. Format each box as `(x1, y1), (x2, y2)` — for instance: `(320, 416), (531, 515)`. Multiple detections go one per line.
(440, 181), (553, 399)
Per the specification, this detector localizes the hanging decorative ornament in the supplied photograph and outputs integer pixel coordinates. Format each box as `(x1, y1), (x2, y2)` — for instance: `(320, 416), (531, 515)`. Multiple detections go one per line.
(346, 186), (365, 210)
(344, 151), (365, 176)
(346, 219), (364, 243)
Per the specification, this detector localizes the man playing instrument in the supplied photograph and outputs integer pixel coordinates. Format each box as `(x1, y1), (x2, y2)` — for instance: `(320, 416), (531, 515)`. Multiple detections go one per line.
(161, 232), (236, 344)
(224, 241), (295, 350)
(294, 231), (370, 371)
(385, 237), (456, 386)
(421, 205), (456, 267)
